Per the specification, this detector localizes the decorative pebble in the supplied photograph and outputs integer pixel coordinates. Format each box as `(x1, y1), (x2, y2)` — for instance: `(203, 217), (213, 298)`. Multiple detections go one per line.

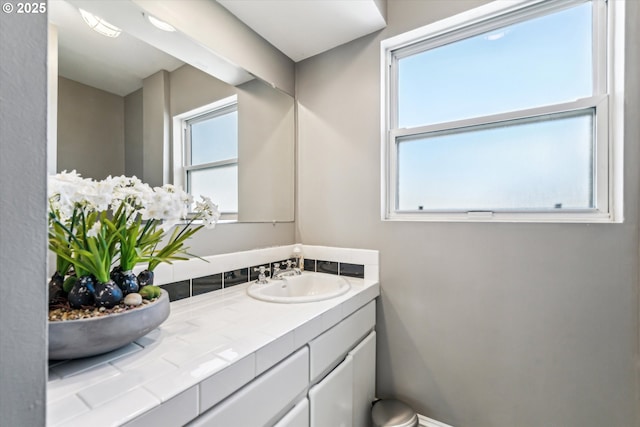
(123, 293), (143, 306)
(49, 294), (159, 322)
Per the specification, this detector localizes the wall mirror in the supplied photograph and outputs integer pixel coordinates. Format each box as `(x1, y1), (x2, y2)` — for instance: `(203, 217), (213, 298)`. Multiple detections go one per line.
(48, 0), (295, 223)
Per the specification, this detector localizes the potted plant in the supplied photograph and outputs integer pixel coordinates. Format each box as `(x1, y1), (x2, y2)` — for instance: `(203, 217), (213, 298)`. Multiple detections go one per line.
(47, 171), (220, 359)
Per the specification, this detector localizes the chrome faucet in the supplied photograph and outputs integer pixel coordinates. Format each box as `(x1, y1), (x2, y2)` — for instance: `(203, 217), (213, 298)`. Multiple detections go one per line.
(272, 259), (301, 279)
(253, 266), (270, 284)
(272, 263), (281, 278)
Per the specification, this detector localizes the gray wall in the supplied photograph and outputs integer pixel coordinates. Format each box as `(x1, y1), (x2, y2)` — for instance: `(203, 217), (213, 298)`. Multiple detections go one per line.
(169, 64), (235, 117)
(57, 77), (125, 179)
(237, 78), (295, 222)
(142, 70), (170, 188)
(0, 6), (48, 426)
(186, 222), (295, 257)
(57, 77), (143, 180)
(48, 24), (58, 174)
(124, 88), (143, 178)
(295, 1), (640, 426)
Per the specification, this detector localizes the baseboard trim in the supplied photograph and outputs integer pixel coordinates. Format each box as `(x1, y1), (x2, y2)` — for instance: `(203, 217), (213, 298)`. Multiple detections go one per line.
(418, 414), (455, 427)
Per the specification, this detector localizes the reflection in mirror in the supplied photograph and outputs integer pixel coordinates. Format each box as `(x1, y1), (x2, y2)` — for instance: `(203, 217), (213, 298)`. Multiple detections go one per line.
(185, 96), (239, 215)
(49, 0), (294, 223)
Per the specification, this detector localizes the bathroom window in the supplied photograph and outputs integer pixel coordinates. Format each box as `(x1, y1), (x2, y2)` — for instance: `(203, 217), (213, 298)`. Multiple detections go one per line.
(176, 96), (238, 218)
(381, 0), (625, 222)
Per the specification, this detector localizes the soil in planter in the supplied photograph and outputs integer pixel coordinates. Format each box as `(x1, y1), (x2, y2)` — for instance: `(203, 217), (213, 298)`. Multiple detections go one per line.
(49, 297), (159, 321)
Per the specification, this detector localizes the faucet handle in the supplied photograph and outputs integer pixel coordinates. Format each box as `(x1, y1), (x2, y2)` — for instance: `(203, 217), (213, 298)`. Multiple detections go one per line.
(253, 266), (270, 284)
(284, 259), (294, 269)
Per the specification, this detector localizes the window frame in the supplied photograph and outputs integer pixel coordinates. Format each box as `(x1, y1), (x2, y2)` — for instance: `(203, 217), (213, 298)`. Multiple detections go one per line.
(173, 95), (238, 220)
(380, 0), (625, 223)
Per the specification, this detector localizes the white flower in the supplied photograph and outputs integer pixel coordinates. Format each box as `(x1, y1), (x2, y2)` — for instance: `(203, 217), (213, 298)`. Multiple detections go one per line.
(86, 221), (101, 239)
(48, 172), (220, 269)
(141, 185), (191, 222)
(109, 175), (153, 217)
(194, 196), (220, 229)
(48, 170), (93, 221)
(48, 170), (84, 194)
(75, 178), (113, 212)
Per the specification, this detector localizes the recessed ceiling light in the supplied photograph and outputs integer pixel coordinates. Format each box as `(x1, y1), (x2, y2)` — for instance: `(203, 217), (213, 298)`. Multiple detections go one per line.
(147, 14), (176, 32)
(79, 8), (122, 38)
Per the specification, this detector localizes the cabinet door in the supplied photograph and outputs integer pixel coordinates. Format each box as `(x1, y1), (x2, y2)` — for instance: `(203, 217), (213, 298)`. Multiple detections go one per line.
(309, 355), (353, 427)
(350, 331), (376, 427)
(273, 398), (309, 427)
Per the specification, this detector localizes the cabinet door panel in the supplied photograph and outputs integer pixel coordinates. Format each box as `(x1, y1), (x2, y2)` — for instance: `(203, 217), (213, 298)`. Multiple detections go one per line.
(309, 355), (353, 427)
(350, 331), (376, 427)
(273, 398), (309, 427)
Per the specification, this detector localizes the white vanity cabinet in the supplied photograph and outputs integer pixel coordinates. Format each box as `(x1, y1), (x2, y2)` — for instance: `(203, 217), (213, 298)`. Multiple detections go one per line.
(186, 300), (376, 427)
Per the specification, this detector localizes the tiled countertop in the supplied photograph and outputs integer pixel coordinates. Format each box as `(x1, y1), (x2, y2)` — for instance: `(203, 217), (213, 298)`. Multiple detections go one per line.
(47, 275), (379, 427)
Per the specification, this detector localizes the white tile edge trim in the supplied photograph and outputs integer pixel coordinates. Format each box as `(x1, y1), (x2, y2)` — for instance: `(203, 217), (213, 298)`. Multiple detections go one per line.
(301, 245), (379, 266)
(419, 414), (455, 427)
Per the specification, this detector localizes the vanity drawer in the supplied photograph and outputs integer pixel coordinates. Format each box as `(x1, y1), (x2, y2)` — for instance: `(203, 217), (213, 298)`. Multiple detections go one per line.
(189, 347), (309, 427)
(308, 300), (375, 382)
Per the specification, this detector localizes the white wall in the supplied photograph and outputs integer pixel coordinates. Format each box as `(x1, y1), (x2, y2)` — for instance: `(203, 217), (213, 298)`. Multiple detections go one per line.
(295, 1), (640, 426)
(0, 6), (48, 426)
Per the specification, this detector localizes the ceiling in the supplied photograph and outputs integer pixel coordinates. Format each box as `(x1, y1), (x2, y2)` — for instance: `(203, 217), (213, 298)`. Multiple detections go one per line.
(49, 0), (184, 96)
(216, 0), (387, 62)
(49, 0), (387, 96)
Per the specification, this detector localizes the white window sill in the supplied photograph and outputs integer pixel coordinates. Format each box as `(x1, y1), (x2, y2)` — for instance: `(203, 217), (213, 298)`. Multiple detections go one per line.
(383, 211), (621, 224)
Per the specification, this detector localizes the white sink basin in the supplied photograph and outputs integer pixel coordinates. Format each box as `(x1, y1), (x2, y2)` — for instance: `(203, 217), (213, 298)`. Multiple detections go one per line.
(247, 272), (351, 303)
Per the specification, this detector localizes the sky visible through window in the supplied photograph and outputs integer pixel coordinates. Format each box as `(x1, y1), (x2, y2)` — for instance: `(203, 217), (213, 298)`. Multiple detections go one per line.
(189, 165), (238, 213)
(398, 112), (594, 210)
(190, 111), (238, 166)
(188, 109), (238, 212)
(396, 2), (594, 211)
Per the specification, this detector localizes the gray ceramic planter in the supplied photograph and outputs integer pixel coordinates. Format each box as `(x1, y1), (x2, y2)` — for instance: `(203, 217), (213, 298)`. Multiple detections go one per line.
(48, 289), (170, 360)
